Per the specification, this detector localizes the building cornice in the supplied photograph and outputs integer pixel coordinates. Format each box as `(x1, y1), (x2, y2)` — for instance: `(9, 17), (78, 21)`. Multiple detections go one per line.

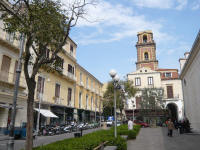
(161, 78), (180, 81)
(127, 71), (160, 76)
(179, 58), (186, 62)
(136, 60), (158, 64)
(136, 42), (155, 47)
(137, 30), (152, 35)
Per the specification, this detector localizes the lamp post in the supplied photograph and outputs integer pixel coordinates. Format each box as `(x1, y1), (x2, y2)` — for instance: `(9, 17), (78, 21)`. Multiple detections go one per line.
(7, 34), (25, 150)
(132, 99), (135, 121)
(109, 69), (120, 138)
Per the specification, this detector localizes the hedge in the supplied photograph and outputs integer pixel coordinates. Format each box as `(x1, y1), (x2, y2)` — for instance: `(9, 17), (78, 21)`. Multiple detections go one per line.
(33, 124), (141, 150)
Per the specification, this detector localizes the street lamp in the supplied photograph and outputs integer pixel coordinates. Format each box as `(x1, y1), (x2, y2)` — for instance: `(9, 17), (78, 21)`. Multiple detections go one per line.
(7, 34), (25, 150)
(109, 69), (120, 138)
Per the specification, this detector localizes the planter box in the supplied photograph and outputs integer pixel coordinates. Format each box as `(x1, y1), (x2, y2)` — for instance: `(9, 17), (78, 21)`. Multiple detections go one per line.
(74, 132), (81, 138)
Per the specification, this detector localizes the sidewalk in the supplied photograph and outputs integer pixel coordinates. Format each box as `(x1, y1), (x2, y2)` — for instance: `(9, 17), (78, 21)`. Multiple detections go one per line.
(128, 127), (200, 150)
(0, 134), (9, 141)
(0, 128), (101, 150)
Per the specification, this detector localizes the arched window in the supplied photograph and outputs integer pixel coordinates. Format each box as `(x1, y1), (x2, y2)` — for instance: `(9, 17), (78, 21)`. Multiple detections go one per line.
(143, 35), (147, 43)
(144, 52), (149, 60)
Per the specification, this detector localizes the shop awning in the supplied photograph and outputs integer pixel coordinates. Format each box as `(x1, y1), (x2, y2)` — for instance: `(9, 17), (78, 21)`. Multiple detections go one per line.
(34, 108), (58, 118)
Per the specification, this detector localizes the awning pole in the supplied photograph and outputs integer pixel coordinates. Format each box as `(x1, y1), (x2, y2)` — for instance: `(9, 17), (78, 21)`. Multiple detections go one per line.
(36, 93), (42, 136)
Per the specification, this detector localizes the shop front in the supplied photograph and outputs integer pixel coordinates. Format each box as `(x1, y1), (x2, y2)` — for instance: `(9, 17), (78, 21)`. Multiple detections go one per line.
(77, 109), (85, 123)
(50, 105), (74, 125)
(90, 111), (95, 122)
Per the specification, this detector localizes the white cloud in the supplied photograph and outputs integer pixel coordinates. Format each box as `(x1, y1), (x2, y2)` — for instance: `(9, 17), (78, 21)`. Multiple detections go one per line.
(132, 0), (173, 9)
(66, 0), (173, 45)
(131, 0), (187, 10)
(176, 0), (188, 10)
(191, 0), (200, 10)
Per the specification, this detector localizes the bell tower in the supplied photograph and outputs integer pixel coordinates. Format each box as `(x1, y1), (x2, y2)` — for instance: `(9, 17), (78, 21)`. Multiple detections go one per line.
(136, 30), (158, 70)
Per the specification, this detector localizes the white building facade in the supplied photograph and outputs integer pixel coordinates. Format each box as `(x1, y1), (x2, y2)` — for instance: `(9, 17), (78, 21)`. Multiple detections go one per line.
(127, 30), (184, 121)
(180, 30), (200, 132)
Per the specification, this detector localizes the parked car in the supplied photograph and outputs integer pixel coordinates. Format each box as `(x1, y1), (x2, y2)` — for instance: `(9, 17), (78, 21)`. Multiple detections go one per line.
(106, 120), (113, 127)
(134, 120), (149, 127)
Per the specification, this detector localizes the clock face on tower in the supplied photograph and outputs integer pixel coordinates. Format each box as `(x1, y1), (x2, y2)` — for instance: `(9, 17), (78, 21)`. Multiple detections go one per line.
(136, 30), (158, 71)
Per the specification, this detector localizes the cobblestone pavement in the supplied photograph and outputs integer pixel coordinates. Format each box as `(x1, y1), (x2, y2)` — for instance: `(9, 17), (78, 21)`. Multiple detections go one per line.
(128, 127), (200, 150)
(0, 128), (101, 150)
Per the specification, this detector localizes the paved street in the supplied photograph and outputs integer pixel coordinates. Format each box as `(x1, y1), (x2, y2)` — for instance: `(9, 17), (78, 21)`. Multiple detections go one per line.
(0, 128), (100, 150)
(128, 127), (200, 150)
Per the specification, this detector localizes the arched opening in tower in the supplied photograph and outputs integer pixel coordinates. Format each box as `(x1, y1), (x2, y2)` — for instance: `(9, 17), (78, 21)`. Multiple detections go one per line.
(143, 35), (147, 43)
(144, 52), (149, 60)
(167, 103), (178, 122)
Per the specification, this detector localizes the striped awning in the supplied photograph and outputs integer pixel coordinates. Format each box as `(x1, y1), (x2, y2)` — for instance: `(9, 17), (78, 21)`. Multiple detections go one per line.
(34, 108), (58, 118)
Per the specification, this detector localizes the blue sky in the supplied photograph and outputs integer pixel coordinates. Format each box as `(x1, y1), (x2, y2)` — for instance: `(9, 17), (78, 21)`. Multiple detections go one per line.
(66, 0), (200, 83)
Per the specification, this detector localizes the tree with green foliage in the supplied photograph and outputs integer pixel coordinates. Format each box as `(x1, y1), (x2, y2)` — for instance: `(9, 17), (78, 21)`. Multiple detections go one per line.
(138, 88), (164, 122)
(103, 80), (137, 121)
(0, 0), (92, 149)
(140, 88), (164, 110)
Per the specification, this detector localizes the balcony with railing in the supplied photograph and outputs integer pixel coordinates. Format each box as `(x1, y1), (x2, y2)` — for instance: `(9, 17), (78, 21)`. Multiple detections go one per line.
(163, 94), (180, 100)
(86, 84), (90, 90)
(67, 100), (72, 107)
(95, 89), (101, 95)
(53, 96), (64, 105)
(63, 70), (77, 82)
(35, 92), (49, 103)
(91, 88), (95, 93)
(0, 70), (26, 89)
(0, 25), (20, 51)
(100, 92), (103, 97)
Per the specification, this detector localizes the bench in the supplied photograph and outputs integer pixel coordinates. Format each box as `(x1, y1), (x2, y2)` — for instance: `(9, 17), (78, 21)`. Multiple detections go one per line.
(93, 141), (109, 150)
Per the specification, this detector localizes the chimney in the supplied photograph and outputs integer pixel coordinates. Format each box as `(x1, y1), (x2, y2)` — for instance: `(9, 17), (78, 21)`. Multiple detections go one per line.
(179, 52), (190, 72)
(184, 52), (190, 59)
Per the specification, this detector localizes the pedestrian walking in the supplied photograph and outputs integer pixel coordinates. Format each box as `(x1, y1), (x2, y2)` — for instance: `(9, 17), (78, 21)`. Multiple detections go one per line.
(128, 119), (133, 130)
(167, 119), (175, 137)
(178, 120), (183, 134)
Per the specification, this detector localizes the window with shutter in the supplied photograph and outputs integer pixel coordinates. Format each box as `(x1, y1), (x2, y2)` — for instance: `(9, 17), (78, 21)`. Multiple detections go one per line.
(79, 92), (82, 108)
(55, 83), (60, 98)
(68, 88), (72, 105)
(86, 95), (88, 109)
(148, 77), (153, 85)
(167, 86), (173, 98)
(13, 61), (18, 83)
(68, 64), (74, 74)
(135, 77), (141, 86)
(37, 76), (45, 99)
(0, 55), (11, 81)
(70, 44), (73, 55)
(91, 96), (93, 110)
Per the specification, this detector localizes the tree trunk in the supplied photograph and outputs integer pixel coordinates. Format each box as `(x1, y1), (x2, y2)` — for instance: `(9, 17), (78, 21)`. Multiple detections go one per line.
(25, 78), (36, 150)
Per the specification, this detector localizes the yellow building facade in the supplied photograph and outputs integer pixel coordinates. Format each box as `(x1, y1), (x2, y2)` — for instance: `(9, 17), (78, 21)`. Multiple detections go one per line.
(0, 21), (103, 132)
(75, 64), (103, 122)
(0, 19), (27, 132)
(34, 38), (103, 125)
